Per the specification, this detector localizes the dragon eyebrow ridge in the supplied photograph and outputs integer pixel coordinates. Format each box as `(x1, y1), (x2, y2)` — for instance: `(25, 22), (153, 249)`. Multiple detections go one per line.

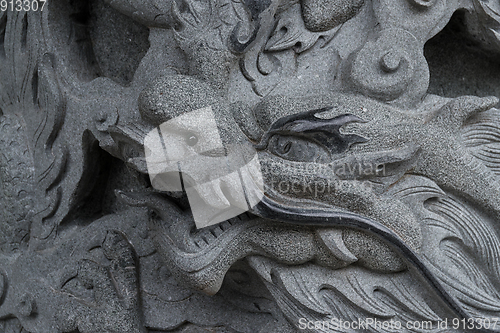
(255, 107), (368, 153)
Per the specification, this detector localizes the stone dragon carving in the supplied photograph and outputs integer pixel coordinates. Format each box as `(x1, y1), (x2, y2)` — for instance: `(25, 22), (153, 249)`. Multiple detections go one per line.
(1, 0), (500, 332)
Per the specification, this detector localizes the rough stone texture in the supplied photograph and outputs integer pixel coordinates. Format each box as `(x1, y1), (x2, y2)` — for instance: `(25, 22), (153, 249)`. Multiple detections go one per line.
(1, 0), (500, 332)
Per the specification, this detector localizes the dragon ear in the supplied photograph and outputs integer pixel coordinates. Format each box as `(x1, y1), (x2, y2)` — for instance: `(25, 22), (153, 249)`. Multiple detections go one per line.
(432, 95), (498, 130)
(256, 107), (368, 154)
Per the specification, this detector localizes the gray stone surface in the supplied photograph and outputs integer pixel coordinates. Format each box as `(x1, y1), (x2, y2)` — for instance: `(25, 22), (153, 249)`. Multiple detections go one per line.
(1, 0), (500, 332)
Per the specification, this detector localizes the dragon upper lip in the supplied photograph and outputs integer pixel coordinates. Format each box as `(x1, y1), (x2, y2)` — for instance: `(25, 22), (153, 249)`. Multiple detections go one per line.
(189, 211), (259, 250)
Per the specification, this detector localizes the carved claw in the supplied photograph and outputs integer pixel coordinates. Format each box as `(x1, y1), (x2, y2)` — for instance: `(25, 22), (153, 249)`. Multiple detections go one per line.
(229, 19), (261, 54)
(170, 0), (189, 32)
(229, 0), (273, 53)
(55, 231), (146, 333)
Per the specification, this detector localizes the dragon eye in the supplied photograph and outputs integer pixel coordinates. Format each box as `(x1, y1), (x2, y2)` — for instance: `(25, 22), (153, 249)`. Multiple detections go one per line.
(186, 134), (198, 146)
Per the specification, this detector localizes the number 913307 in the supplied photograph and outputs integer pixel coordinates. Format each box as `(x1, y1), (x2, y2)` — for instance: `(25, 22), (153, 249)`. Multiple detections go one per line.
(1, 0), (46, 12)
